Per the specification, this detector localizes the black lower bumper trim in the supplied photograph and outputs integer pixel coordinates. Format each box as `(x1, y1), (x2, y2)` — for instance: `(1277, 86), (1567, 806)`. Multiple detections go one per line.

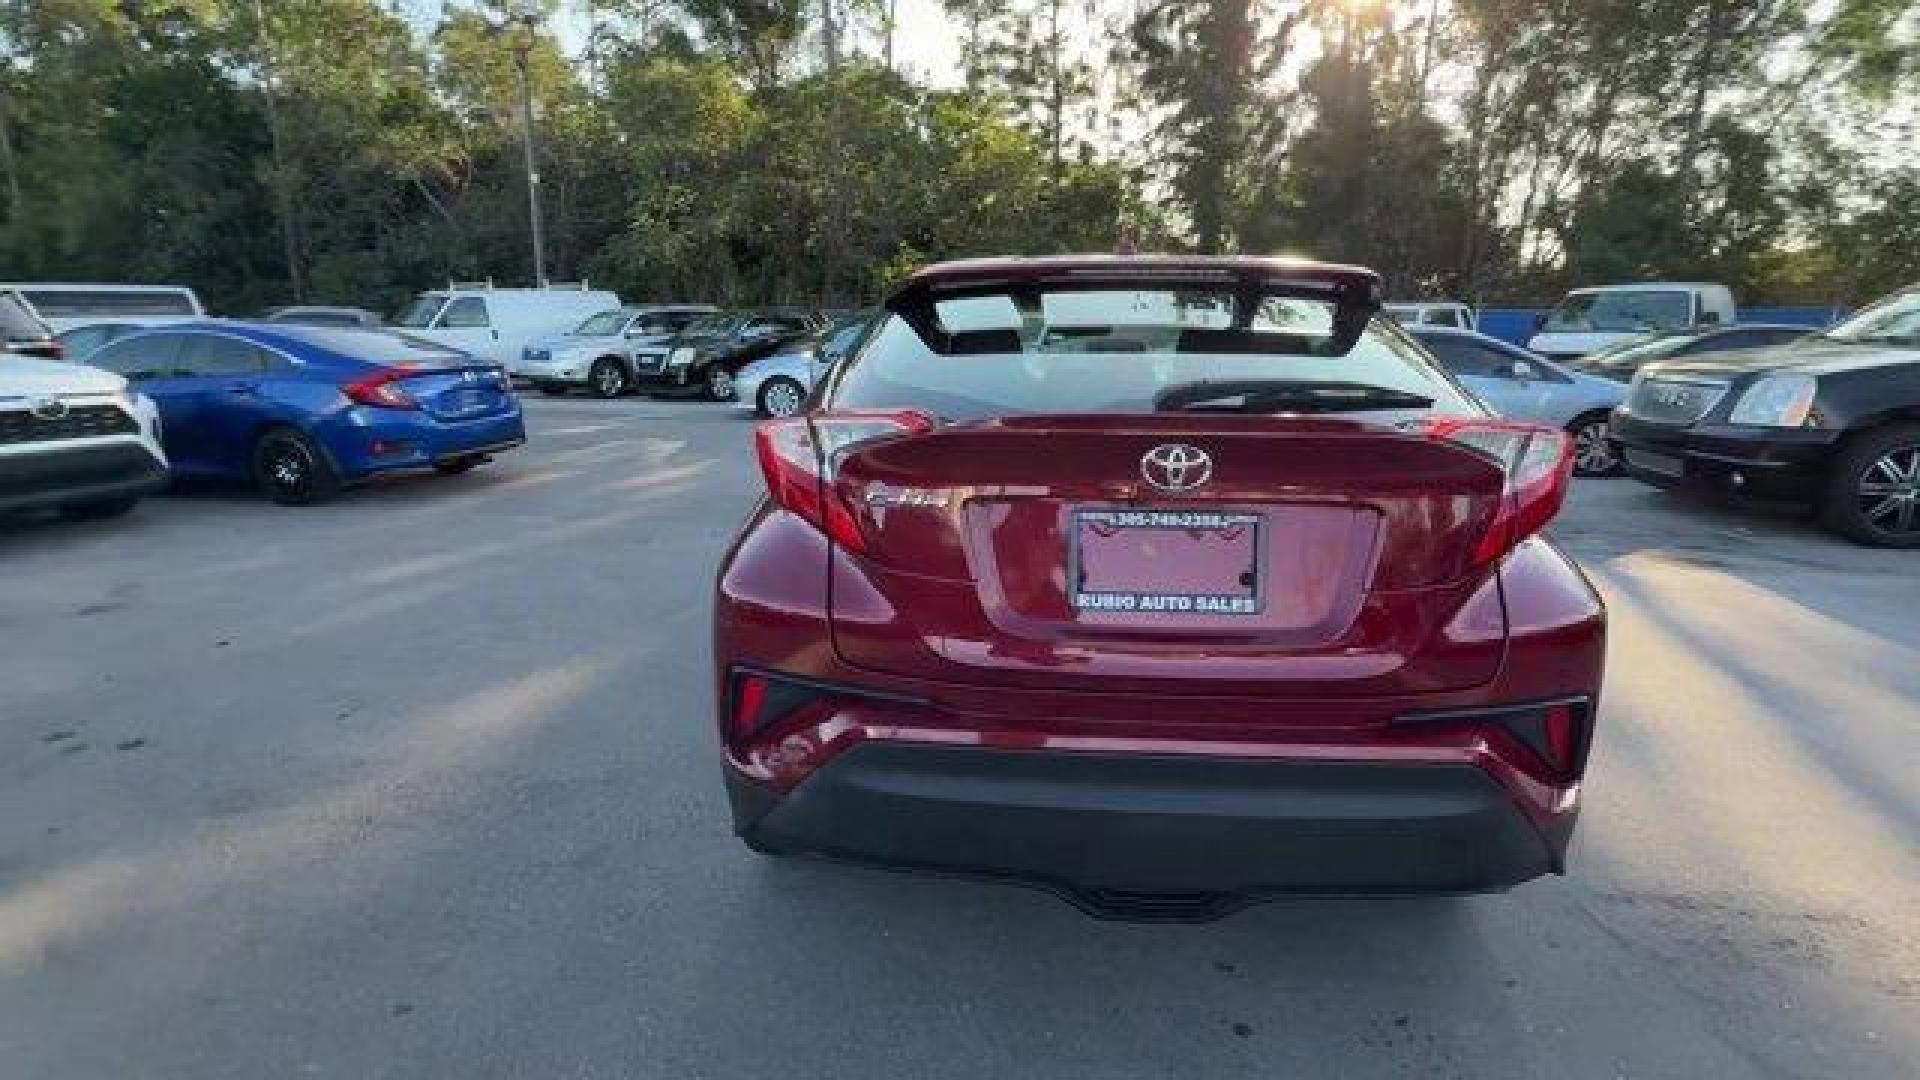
(0, 442), (168, 513)
(731, 744), (1562, 919)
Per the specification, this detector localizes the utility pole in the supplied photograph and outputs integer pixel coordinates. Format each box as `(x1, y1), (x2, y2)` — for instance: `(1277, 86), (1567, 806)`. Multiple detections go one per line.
(509, 2), (548, 287)
(252, 0), (304, 301)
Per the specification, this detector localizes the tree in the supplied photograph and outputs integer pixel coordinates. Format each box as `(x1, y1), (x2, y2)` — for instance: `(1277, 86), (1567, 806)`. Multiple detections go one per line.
(1126, 0), (1298, 252)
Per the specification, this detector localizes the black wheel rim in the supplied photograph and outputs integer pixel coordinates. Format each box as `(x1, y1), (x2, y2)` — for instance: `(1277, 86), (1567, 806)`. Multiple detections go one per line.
(264, 441), (312, 498)
(1574, 421), (1616, 473)
(708, 369), (733, 398)
(1858, 444), (1920, 536)
(763, 380), (802, 416)
(596, 364), (622, 396)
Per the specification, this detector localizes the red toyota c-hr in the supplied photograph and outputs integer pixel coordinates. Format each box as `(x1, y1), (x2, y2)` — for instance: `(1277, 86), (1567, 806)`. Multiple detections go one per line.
(713, 256), (1605, 919)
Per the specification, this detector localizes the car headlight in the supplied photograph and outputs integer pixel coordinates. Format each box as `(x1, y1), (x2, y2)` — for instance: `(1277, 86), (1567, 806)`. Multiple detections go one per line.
(669, 347), (696, 367)
(1728, 374), (1817, 427)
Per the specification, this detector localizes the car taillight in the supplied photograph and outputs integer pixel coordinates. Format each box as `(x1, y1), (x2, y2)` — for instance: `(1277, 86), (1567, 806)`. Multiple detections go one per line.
(1424, 417), (1574, 565)
(344, 368), (417, 409)
(754, 409), (935, 553)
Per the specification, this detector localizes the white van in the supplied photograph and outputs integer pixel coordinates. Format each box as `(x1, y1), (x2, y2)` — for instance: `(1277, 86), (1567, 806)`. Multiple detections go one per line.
(1528, 282), (1736, 362)
(394, 283), (621, 369)
(0, 282), (206, 333)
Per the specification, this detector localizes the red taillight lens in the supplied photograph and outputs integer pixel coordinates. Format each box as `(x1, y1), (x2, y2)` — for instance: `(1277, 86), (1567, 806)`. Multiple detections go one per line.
(1395, 698), (1593, 781)
(344, 368), (417, 409)
(754, 409), (934, 553)
(731, 674), (770, 741)
(1425, 417), (1574, 565)
(1542, 702), (1580, 774)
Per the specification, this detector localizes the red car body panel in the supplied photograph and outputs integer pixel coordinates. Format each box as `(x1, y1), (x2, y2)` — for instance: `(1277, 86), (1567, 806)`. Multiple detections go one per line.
(714, 506), (1604, 819)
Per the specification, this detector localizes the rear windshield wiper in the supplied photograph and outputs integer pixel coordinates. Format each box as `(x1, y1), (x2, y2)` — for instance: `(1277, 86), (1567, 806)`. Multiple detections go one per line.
(1154, 379), (1434, 414)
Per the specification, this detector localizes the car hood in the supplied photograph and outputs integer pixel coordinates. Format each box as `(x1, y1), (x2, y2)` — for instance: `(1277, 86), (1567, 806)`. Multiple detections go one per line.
(1527, 330), (1652, 357)
(527, 332), (614, 354)
(0, 354), (125, 397)
(1643, 339), (1918, 381)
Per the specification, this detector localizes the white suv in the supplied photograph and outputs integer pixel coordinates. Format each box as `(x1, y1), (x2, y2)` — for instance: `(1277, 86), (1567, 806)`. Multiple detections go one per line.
(1, 354), (169, 519)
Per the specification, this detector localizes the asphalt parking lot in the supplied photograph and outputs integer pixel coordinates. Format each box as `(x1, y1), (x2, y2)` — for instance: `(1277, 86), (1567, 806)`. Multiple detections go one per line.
(3, 396), (1915, 1080)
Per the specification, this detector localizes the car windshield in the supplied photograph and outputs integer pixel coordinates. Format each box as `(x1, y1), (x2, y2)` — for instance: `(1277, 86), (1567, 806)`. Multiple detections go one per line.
(573, 310), (626, 335)
(0, 294), (48, 337)
(683, 313), (739, 336)
(395, 295), (445, 328)
(1822, 288), (1920, 348)
(1544, 290), (1692, 333)
(832, 287), (1475, 421)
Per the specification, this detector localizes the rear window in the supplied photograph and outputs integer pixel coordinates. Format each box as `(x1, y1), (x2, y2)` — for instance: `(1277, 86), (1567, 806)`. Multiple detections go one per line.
(263, 325), (468, 365)
(833, 288), (1476, 420)
(20, 288), (197, 318)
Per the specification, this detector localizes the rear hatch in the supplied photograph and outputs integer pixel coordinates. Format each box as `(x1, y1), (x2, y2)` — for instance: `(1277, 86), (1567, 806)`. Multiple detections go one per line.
(827, 413), (1509, 697)
(399, 364), (515, 421)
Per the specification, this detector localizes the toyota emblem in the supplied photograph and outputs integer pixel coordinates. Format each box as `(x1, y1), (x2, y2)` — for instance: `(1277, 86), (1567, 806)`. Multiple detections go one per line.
(28, 396), (69, 421)
(1140, 443), (1212, 492)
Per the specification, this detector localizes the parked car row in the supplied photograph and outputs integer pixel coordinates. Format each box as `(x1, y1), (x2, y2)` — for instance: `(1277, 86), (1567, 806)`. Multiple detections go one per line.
(519, 306), (834, 400)
(3, 320), (524, 518)
(1611, 283), (1920, 547)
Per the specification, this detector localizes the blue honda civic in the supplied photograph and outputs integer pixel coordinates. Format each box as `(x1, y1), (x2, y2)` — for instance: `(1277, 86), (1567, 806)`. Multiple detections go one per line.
(82, 321), (525, 504)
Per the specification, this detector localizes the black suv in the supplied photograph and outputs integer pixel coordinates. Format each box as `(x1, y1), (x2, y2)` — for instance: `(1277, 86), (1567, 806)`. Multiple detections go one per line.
(1611, 285), (1920, 546)
(628, 310), (822, 400)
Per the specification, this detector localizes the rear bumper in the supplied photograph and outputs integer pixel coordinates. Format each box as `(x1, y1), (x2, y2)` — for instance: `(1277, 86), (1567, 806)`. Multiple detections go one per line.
(333, 407), (527, 477)
(1610, 412), (1838, 500)
(729, 744), (1564, 917)
(0, 440), (169, 513)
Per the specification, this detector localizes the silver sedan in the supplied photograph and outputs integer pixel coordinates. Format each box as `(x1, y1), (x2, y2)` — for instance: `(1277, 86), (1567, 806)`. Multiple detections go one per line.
(1409, 326), (1628, 475)
(733, 312), (881, 417)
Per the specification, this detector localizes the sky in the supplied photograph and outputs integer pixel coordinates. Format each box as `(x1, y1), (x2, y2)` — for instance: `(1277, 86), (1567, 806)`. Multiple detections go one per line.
(426, 0), (970, 85)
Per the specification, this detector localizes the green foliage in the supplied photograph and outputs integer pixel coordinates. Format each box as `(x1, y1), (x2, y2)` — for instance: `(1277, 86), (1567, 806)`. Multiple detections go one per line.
(0, 0), (1908, 314)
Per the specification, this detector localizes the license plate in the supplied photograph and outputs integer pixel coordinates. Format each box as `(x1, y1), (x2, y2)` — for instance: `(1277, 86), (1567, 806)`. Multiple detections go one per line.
(1070, 509), (1262, 616)
(1625, 447), (1685, 478)
(446, 389), (490, 413)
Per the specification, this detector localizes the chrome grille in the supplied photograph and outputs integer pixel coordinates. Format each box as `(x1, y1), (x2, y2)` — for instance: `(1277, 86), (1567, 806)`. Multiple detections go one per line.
(1625, 378), (1728, 426)
(0, 403), (138, 445)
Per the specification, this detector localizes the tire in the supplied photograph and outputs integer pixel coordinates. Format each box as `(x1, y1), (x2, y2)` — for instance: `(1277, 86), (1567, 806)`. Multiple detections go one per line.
(252, 427), (341, 506)
(1568, 412), (1621, 477)
(536, 383), (568, 397)
(588, 357), (627, 399)
(1818, 423), (1920, 548)
(433, 457), (481, 476)
(704, 365), (736, 402)
(59, 497), (138, 520)
(756, 376), (807, 418)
